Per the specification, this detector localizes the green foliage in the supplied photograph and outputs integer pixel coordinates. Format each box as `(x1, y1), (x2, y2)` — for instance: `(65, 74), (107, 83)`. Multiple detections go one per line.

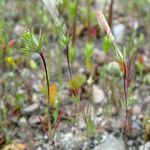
(102, 36), (112, 53)
(85, 42), (94, 62)
(1, 107), (8, 120)
(139, 33), (145, 44)
(69, 47), (76, 64)
(143, 74), (150, 85)
(71, 95), (80, 105)
(68, 74), (86, 89)
(79, 7), (87, 23)
(68, 2), (77, 20)
(113, 43), (125, 62)
(103, 105), (112, 118)
(15, 93), (25, 109)
(121, 95), (137, 109)
(21, 31), (44, 53)
(53, 97), (60, 125)
(57, 27), (72, 47)
(86, 118), (96, 136)
(137, 62), (144, 78)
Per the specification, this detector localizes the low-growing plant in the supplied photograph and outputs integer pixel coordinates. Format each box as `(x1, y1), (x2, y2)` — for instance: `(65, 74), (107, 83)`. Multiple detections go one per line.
(21, 30), (56, 148)
(85, 42), (94, 72)
(96, 10), (137, 149)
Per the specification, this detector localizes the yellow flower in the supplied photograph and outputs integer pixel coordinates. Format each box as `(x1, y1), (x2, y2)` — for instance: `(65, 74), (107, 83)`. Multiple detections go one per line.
(29, 60), (37, 69)
(6, 57), (17, 68)
(6, 57), (14, 65)
(49, 84), (57, 107)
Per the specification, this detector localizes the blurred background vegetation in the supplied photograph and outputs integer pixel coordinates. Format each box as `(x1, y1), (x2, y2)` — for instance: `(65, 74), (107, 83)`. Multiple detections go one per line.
(0, 0), (150, 149)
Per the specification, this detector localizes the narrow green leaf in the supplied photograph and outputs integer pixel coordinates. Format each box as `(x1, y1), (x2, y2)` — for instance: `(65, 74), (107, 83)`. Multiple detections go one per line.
(87, 119), (96, 136)
(102, 36), (112, 53)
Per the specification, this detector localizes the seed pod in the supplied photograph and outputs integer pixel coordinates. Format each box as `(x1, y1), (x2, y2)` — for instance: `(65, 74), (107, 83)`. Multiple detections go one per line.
(96, 10), (115, 41)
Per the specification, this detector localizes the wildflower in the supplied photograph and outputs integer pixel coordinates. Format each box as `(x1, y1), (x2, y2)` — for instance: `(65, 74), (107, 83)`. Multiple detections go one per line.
(96, 10), (114, 41)
(49, 84), (58, 107)
(29, 60), (37, 69)
(87, 76), (93, 85)
(6, 57), (14, 65)
(6, 56), (17, 68)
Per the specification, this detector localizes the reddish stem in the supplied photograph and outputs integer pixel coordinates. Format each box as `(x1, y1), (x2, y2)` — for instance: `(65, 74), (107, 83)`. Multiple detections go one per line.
(108, 0), (114, 29)
(123, 62), (128, 150)
(54, 110), (63, 134)
(87, 0), (91, 41)
(65, 45), (72, 79)
(39, 52), (52, 140)
(72, 0), (79, 47)
(39, 116), (54, 144)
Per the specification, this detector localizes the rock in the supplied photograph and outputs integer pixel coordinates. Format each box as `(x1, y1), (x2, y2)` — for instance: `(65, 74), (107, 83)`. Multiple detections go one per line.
(11, 115), (19, 124)
(32, 81), (41, 92)
(18, 117), (27, 127)
(96, 107), (103, 116)
(94, 0), (107, 10)
(22, 103), (39, 115)
(42, 143), (52, 150)
(78, 117), (86, 130)
(94, 135), (125, 150)
(92, 85), (106, 105)
(109, 118), (123, 130)
(20, 68), (31, 78)
(93, 49), (107, 64)
(139, 142), (150, 150)
(0, 100), (5, 109)
(106, 61), (121, 75)
(60, 132), (83, 150)
(101, 120), (109, 129)
(128, 146), (136, 150)
(29, 115), (40, 125)
(95, 116), (103, 125)
(144, 73), (150, 85)
(32, 94), (39, 102)
(13, 24), (24, 36)
(60, 88), (70, 104)
(133, 105), (142, 115)
(36, 147), (42, 150)
(31, 53), (40, 60)
(113, 24), (125, 43)
(131, 116), (142, 138)
(128, 140), (134, 146)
